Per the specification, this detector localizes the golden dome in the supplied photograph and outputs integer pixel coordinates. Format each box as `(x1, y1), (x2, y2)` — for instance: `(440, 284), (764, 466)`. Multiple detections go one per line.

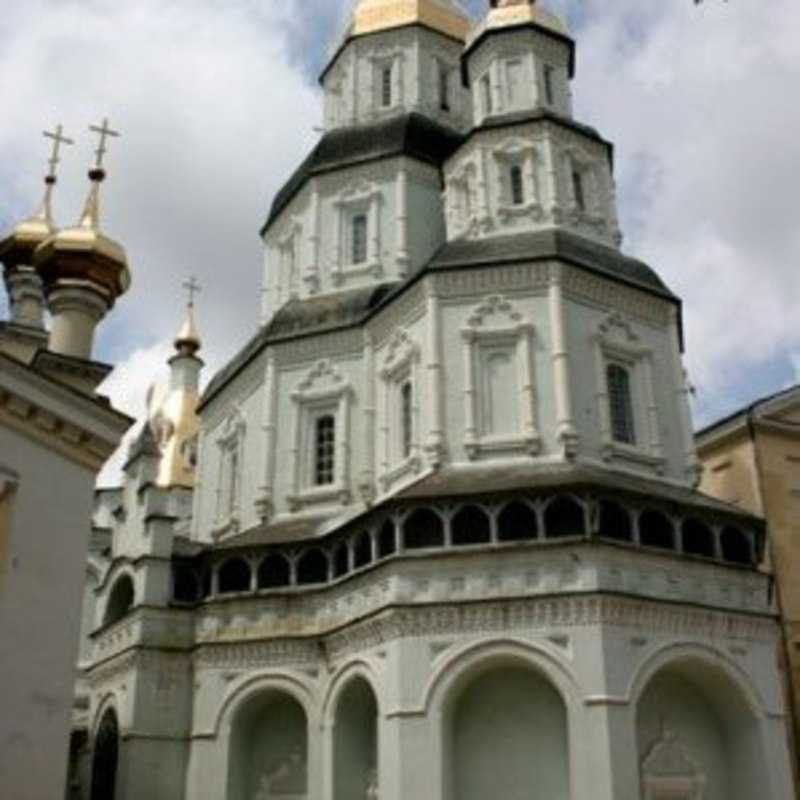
(34, 171), (131, 302)
(352, 0), (471, 41)
(467, 0), (569, 48)
(0, 189), (56, 271)
(174, 304), (202, 356)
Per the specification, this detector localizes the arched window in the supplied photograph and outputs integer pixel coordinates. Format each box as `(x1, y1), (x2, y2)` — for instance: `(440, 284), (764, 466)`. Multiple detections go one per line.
(400, 380), (413, 460)
(354, 531), (373, 569)
(597, 500), (633, 542)
(173, 563), (199, 604)
(378, 519), (397, 558)
(544, 497), (586, 539)
(403, 508), (444, 550)
(721, 526), (753, 566)
(381, 65), (393, 108)
(451, 505), (491, 546)
(571, 167), (586, 211)
(497, 501), (538, 542)
(351, 213), (368, 265)
(104, 575), (134, 627)
(333, 543), (350, 578)
(682, 518), (715, 559)
(258, 554), (291, 590)
(90, 708), (119, 800)
(218, 558), (251, 595)
(315, 415), (336, 486)
(639, 510), (675, 551)
(607, 364), (636, 445)
(297, 549), (328, 586)
(510, 164), (524, 205)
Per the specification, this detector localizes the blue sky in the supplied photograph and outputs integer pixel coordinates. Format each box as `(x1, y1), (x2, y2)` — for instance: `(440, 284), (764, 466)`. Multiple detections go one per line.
(1, 0), (799, 476)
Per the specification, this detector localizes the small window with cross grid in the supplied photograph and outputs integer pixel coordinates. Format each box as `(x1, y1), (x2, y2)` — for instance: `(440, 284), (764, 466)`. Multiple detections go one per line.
(607, 364), (636, 445)
(314, 415), (336, 486)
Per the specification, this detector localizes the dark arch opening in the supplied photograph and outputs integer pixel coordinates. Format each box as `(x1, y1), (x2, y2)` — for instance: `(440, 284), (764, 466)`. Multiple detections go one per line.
(354, 532), (373, 569)
(201, 569), (212, 599)
(258, 554), (291, 590)
(544, 497), (586, 539)
(639, 510), (675, 551)
(172, 562), (199, 603)
(334, 678), (379, 800)
(90, 708), (119, 800)
(597, 500), (633, 542)
(333, 543), (349, 579)
(104, 575), (134, 627)
(378, 519), (397, 558)
(403, 508), (444, 550)
(721, 526), (753, 566)
(682, 518), (715, 559)
(297, 549), (329, 586)
(452, 505), (491, 547)
(218, 558), (251, 595)
(497, 501), (538, 542)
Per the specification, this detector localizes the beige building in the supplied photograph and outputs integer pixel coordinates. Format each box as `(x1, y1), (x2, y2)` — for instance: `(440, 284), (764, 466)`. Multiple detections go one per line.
(696, 385), (800, 755)
(0, 125), (132, 800)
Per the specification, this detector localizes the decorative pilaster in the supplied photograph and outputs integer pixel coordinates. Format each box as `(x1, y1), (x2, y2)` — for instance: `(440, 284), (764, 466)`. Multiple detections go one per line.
(255, 353), (278, 522)
(396, 166), (410, 277)
(360, 330), (377, 505)
(549, 265), (579, 457)
(424, 285), (446, 467)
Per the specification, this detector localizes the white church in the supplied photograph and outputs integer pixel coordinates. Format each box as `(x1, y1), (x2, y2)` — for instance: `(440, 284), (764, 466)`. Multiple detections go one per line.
(68, 1), (796, 798)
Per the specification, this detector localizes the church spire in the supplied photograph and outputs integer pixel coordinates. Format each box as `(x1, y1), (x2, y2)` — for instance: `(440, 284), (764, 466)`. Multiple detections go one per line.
(174, 277), (202, 358)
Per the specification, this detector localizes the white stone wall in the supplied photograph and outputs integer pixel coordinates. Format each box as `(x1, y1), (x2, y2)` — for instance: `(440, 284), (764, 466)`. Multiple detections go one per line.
(0, 426), (96, 800)
(322, 27), (471, 133)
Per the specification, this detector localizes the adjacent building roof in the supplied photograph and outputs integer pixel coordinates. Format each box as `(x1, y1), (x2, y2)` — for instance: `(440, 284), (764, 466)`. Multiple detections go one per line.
(261, 113), (464, 235)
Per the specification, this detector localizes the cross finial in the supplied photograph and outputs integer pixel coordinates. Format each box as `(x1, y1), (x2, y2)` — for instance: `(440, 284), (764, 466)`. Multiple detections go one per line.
(42, 124), (74, 183)
(183, 277), (202, 309)
(88, 117), (121, 171)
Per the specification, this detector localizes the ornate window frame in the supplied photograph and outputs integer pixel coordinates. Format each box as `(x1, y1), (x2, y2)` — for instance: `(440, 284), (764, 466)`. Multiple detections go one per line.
(288, 360), (353, 511)
(213, 408), (246, 537)
(561, 148), (606, 231)
(593, 312), (664, 471)
(272, 218), (302, 305)
(379, 329), (423, 490)
(446, 161), (478, 239)
(332, 179), (383, 285)
(492, 138), (544, 226)
(368, 48), (405, 114)
(461, 295), (540, 460)
(641, 728), (706, 800)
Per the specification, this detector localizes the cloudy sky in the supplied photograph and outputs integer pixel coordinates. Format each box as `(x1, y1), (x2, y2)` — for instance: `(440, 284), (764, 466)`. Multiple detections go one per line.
(1, 0), (799, 483)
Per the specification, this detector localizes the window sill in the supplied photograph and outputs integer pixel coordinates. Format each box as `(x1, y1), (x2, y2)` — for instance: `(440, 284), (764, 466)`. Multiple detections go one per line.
(465, 435), (541, 460)
(602, 441), (665, 472)
(331, 261), (383, 285)
(287, 484), (351, 512)
(497, 202), (545, 224)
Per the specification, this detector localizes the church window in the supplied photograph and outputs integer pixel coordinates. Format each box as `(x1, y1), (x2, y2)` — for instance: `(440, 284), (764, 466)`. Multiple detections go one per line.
(572, 167), (586, 211)
(403, 507), (444, 550)
(543, 64), (555, 105)
(381, 65), (393, 108)
(481, 74), (493, 115)
(104, 575), (134, 627)
(400, 380), (413, 459)
(510, 164), (525, 206)
(720, 526), (753, 565)
(498, 501), (538, 542)
(351, 213), (368, 265)
(258, 553), (291, 589)
(218, 557), (251, 595)
(314, 414), (336, 486)
(297, 548), (328, 585)
(438, 61), (451, 111)
(505, 59), (525, 109)
(90, 708), (120, 800)
(481, 347), (518, 438)
(607, 363), (636, 445)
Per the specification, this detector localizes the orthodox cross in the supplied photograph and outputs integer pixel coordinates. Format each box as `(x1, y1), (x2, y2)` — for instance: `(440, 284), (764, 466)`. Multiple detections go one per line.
(89, 117), (121, 170)
(183, 277), (202, 309)
(42, 124), (74, 181)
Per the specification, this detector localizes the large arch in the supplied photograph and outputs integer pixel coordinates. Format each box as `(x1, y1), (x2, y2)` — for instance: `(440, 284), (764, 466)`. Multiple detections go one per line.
(90, 707), (120, 800)
(225, 684), (310, 800)
(631, 645), (770, 800)
(103, 574), (134, 627)
(332, 676), (379, 800)
(426, 639), (577, 800)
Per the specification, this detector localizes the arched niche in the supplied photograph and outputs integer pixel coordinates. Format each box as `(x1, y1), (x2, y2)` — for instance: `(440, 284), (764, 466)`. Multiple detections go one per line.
(403, 508), (444, 550)
(227, 690), (308, 800)
(219, 558), (251, 595)
(258, 554), (291, 590)
(497, 500), (538, 542)
(90, 707), (120, 800)
(636, 657), (768, 800)
(444, 662), (569, 800)
(451, 505), (491, 547)
(333, 677), (379, 800)
(597, 499), (632, 542)
(104, 575), (134, 627)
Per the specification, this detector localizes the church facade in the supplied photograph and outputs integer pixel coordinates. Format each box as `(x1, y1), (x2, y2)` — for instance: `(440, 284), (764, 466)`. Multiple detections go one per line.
(74, 2), (796, 799)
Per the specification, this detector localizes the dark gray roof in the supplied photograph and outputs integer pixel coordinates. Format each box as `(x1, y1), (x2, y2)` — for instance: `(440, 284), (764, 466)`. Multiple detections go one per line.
(200, 229), (678, 410)
(428, 229), (677, 300)
(261, 113), (464, 235)
(199, 284), (396, 409)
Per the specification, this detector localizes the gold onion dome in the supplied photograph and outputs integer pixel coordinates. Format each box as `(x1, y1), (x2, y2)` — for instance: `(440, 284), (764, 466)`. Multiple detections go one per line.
(352, 0), (471, 41)
(34, 166), (130, 304)
(174, 303), (202, 357)
(0, 200), (55, 272)
(467, 0), (569, 47)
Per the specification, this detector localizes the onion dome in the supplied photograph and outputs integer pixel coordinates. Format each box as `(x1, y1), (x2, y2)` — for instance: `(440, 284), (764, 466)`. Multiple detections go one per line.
(174, 300), (202, 357)
(467, 0), (569, 49)
(352, 0), (471, 41)
(0, 196), (55, 274)
(34, 165), (130, 306)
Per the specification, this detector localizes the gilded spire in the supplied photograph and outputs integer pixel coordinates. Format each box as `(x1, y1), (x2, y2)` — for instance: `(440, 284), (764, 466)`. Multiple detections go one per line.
(174, 277), (203, 357)
(78, 118), (121, 231)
